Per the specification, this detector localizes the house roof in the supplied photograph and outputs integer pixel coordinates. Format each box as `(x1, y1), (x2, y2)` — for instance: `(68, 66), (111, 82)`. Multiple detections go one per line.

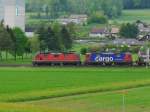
(70, 14), (87, 19)
(91, 28), (106, 34)
(111, 28), (119, 34)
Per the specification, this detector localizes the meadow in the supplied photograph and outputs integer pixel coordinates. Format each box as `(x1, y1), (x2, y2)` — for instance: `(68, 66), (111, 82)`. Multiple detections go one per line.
(26, 9), (150, 27)
(0, 67), (150, 112)
(113, 9), (150, 23)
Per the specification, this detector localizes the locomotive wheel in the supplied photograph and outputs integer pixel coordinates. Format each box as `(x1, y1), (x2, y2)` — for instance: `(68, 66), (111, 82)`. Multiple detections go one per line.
(51, 63), (55, 66)
(138, 62), (146, 66)
(32, 63), (37, 67)
(128, 63), (133, 66)
(60, 63), (64, 66)
(36, 63), (41, 66)
(76, 62), (81, 66)
(105, 63), (113, 66)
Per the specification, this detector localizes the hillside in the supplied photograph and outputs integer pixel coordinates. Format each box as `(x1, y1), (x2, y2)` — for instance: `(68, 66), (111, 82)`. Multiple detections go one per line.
(113, 9), (150, 23)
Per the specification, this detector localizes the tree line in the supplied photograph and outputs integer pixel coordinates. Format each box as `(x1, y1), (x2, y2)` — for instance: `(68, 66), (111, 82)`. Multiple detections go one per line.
(0, 21), (28, 60)
(123, 0), (150, 9)
(36, 23), (74, 52)
(26, 0), (150, 19)
(0, 21), (74, 60)
(26, 0), (123, 18)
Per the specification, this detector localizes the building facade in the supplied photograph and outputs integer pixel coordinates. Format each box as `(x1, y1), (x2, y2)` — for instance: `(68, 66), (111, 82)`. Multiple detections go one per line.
(0, 0), (25, 31)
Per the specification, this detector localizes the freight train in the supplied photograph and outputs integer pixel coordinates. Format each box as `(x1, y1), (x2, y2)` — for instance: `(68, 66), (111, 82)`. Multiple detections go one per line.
(32, 50), (149, 66)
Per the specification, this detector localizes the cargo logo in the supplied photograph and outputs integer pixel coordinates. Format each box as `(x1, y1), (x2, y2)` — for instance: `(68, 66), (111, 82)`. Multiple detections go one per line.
(95, 56), (114, 62)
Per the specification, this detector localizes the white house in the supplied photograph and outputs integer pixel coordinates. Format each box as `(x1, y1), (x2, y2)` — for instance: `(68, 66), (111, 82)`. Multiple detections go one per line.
(137, 22), (150, 34)
(57, 14), (88, 25)
(110, 27), (119, 38)
(69, 14), (88, 24)
(89, 28), (108, 38)
(0, 0), (25, 31)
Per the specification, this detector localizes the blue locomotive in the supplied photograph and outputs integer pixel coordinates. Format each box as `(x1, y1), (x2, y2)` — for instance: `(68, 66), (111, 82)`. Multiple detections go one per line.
(85, 52), (133, 65)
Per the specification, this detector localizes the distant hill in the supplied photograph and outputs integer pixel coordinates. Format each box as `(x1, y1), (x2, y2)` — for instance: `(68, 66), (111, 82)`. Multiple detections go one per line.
(25, 0), (123, 19)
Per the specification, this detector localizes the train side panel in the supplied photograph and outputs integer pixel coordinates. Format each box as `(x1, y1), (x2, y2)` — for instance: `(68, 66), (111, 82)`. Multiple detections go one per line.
(33, 52), (81, 66)
(85, 53), (115, 65)
(85, 52), (133, 65)
(114, 53), (132, 65)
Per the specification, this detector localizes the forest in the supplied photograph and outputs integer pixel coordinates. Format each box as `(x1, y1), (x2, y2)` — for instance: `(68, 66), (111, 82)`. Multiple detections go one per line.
(26, 0), (150, 19)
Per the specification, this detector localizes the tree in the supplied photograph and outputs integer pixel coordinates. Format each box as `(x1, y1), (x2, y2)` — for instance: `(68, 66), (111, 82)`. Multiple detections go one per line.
(123, 0), (150, 9)
(26, 0), (124, 19)
(7, 26), (17, 60)
(46, 27), (59, 51)
(50, 0), (62, 18)
(66, 23), (77, 39)
(0, 22), (13, 60)
(88, 12), (108, 24)
(43, 5), (49, 18)
(36, 23), (63, 51)
(59, 0), (70, 12)
(25, 39), (32, 57)
(80, 47), (87, 55)
(29, 37), (40, 53)
(133, 0), (141, 7)
(61, 26), (73, 50)
(52, 23), (63, 51)
(35, 22), (74, 52)
(120, 23), (139, 38)
(101, 0), (123, 18)
(36, 25), (47, 51)
(12, 27), (28, 59)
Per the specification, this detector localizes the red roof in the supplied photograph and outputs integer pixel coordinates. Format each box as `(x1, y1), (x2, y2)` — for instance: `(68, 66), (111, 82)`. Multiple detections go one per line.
(111, 28), (119, 34)
(91, 28), (106, 34)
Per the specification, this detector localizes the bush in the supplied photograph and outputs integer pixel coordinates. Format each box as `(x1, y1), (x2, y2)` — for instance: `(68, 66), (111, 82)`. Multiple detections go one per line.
(80, 48), (88, 55)
(119, 45), (129, 52)
(129, 46), (140, 53)
(119, 23), (139, 38)
(88, 12), (108, 24)
(88, 45), (105, 52)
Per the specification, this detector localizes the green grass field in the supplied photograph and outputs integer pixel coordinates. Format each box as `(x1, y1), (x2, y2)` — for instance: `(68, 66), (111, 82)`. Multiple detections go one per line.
(112, 9), (150, 23)
(0, 67), (150, 112)
(26, 9), (150, 26)
(0, 52), (32, 65)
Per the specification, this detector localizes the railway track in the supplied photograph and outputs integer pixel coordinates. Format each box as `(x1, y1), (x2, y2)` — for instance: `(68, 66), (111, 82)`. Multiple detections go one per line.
(0, 62), (149, 68)
(0, 64), (32, 67)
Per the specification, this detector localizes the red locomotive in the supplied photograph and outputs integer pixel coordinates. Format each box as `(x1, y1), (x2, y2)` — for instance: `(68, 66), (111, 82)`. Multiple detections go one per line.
(32, 52), (81, 66)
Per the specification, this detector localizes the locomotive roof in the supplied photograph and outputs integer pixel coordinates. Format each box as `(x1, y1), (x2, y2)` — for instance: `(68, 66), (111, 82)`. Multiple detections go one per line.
(38, 52), (77, 55)
(88, 52), (131, 54)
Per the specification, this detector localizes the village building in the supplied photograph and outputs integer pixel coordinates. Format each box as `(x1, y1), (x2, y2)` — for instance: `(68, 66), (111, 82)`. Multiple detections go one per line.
(0, 0), (25, 31)
(110, 27), (119, 38)
(69, 14), (88, 24)
(89, 27), (119, 38)
(136, 21), (150, 34)
(25, 27), (34, 37)
(89, 28), (108, 38)
(57, 14), (88, 25)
